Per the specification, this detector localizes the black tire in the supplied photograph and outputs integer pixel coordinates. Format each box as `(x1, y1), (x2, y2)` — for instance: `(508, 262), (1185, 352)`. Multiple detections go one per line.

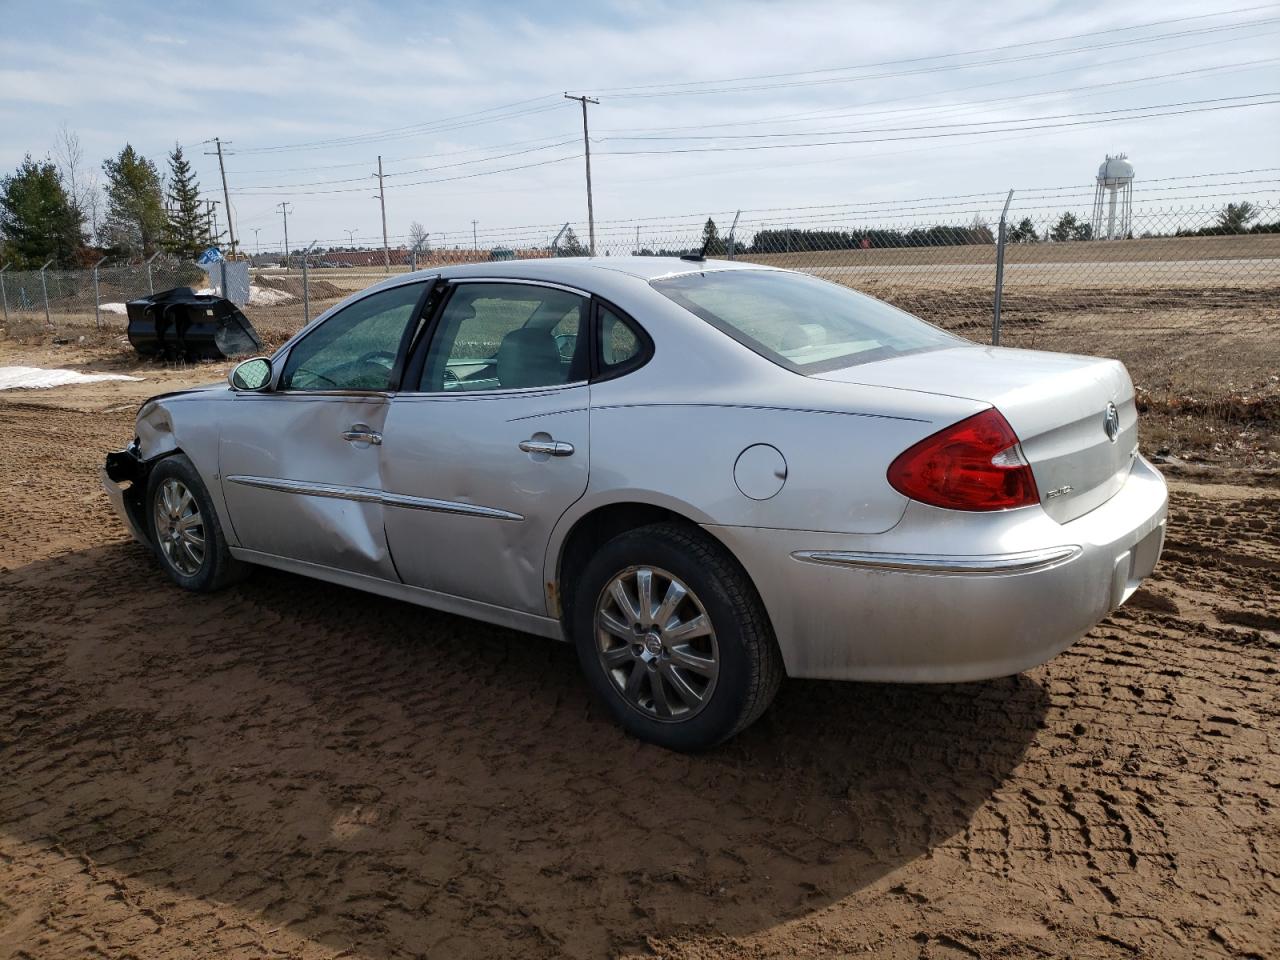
(571, 522), (783, 751)
(145, 453), (249, 592)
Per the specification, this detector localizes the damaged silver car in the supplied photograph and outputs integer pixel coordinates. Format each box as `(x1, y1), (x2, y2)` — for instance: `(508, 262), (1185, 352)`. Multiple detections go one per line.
(104, 257), (1167, 750)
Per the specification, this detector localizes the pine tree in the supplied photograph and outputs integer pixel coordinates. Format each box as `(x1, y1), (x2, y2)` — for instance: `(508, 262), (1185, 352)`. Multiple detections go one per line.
(0, 155), (86, 268)
(558, 226), (588, 257)
(1049, 212), (1091, 242)
(1217, 201), (1258, 232)
(1008, 217), (1039, 243)
(700, 217), (723, 256)
(102, 144), (166, 257)
(164, 144), (209, 260)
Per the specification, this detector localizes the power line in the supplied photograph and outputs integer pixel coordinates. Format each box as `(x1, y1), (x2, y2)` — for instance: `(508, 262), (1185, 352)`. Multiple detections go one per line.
(600, 96), (1280, 155)
(603, 92), (1279, 141)
(582, 4), (1280, 95)
(231, 97), (569, 155)
(600, 51), (1280, 135)
(229, 152), (582, 197)
(223, 138), (581, 191)
(215, 133), (579, 177)
(588, 14), (1280, 100)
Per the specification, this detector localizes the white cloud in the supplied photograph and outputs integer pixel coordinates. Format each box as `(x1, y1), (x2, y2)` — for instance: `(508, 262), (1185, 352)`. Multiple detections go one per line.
(0, 0), (1275, 247)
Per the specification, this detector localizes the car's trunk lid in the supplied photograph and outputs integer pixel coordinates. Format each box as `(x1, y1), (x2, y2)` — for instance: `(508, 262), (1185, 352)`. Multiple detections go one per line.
(815, 345), (1138, 523)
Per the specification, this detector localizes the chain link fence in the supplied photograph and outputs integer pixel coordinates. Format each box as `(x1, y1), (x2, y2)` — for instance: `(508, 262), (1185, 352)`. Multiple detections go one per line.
(3, 193), (1276, 386)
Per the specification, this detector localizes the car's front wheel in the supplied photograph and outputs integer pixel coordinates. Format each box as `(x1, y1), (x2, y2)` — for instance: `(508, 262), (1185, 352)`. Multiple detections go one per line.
(572, 522), (783, 751)
(145, 454), (248, 592)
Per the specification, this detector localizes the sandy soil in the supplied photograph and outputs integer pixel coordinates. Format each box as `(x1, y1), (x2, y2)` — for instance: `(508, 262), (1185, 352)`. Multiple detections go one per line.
(1, 344), (1278, 958)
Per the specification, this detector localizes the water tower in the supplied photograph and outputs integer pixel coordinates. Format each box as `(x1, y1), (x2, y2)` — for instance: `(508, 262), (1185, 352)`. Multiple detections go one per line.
(1091, 153), (1135, 240)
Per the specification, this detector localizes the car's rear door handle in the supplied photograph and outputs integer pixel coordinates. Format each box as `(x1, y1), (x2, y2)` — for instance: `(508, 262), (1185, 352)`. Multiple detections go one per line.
(342, 426), (382, 445)
(519, 438), (574, 457)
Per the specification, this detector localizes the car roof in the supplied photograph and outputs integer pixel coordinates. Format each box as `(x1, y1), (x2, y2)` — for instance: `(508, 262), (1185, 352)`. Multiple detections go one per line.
(431, 255), (775, 284)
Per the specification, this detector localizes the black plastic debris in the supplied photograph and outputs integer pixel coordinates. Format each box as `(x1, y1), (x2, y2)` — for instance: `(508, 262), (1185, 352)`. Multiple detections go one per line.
(126, 287), (262, 361)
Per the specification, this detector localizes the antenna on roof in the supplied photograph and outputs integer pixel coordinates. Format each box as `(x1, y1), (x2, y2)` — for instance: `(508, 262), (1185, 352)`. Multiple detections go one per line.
(680, 234), (710, 263)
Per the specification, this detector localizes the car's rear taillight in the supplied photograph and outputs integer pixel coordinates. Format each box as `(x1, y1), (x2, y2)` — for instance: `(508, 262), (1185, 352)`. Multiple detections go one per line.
(887, 408), (1039, 511)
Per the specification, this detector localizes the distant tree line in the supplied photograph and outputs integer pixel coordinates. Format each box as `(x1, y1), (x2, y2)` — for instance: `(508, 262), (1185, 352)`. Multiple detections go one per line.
(0, 129), (215, 269)
(633, 206), (1276, 255)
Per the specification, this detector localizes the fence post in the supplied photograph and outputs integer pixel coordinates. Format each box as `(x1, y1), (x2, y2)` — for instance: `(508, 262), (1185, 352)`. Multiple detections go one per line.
(219, 260), (228, 300)
(39, 259), (54, 328)
(301, 241), (318, 323)
(92, 256), (108, 330)
(726, 209), (741, 260)
(550, 223), (570, 256)
(0, 264), (9, 326)
(992, 189), (1014, 346)
(146, 252), (159, 294)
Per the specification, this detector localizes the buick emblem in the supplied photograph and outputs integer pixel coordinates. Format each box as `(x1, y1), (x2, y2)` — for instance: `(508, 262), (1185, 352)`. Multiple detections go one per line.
(1103, 402), (1120, 442)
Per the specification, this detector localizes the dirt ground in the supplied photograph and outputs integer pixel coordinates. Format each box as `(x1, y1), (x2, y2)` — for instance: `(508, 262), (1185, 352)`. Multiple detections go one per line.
(1, 325), (1278, 960)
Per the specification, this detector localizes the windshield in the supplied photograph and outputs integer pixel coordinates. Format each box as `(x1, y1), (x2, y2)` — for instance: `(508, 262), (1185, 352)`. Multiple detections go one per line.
(652, 269), (961, 374)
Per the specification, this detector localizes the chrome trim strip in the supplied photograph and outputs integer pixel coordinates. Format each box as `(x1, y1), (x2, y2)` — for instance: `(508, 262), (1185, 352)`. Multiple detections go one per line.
(226, 475), (523, 521)
(229, 547), (562, 641)
(379, 490), (523, 520)
(449, 276), (593, 298)
(791, 545), (1083, 575)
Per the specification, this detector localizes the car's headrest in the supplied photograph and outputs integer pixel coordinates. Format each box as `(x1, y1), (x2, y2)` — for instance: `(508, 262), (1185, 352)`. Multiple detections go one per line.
(496, 327), (562, 389)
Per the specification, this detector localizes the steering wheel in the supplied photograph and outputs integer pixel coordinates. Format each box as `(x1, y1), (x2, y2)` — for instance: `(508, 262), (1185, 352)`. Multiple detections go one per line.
(293, 367), (338, 388)
(356, 350), (397, 368)
(553, 333), (577, 361)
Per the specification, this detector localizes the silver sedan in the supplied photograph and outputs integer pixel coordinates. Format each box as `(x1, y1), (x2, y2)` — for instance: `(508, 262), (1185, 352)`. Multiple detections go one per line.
(103, 257), (1167, 750)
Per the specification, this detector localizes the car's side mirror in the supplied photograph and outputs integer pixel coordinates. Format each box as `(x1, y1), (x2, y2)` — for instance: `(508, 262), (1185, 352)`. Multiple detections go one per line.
(229, 356), (273, 392)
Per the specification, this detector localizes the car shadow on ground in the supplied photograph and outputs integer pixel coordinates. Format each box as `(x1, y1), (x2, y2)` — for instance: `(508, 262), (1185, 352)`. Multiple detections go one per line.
(0, 542), (1048, 958)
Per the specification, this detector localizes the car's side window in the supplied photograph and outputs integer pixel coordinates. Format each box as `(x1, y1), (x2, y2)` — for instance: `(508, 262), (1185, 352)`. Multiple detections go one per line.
(598, 304), (644, 371)
(419, 283), (588, 392)
(280, 282), (425, 391)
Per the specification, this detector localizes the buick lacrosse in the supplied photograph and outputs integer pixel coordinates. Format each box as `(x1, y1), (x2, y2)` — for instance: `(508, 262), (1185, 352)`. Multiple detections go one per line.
(104, 257), (1167, 750)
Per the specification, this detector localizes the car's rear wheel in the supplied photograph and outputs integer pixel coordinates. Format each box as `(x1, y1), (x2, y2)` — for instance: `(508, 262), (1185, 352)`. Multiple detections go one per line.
(146, 454), (248, 592)
(572, 522), (782, 751)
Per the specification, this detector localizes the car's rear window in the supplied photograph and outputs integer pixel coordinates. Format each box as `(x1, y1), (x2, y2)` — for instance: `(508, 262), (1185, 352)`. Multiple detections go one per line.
(652, 269), (960, 374)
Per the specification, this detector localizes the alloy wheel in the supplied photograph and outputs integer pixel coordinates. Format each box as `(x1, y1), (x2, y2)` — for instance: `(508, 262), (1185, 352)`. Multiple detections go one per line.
(153, 477), (205, 576)
(595, 565), (719, 722)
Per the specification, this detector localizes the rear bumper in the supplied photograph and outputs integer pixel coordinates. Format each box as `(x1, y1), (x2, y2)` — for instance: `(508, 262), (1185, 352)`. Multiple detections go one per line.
(706, 454), (1168, 682)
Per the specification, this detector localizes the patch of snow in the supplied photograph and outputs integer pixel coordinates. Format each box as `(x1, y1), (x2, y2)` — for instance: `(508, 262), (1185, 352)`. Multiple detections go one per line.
(193, 285), (294, 306)
(249, 284), (294, 306)
(100, 302), (128, 314)
(0, 366), (143, 390)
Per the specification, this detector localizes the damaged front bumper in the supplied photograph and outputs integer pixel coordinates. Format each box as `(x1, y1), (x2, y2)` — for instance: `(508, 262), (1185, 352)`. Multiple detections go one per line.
(102, 442), (150, 545)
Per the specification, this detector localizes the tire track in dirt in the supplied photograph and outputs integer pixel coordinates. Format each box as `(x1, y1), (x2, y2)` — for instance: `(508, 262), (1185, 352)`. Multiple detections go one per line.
(1, 398), (1277, 959)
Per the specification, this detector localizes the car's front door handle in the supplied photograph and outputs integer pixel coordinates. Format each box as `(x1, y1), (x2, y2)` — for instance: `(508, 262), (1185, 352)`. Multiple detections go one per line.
(519, 439), (574, 457)
(342, 426), (382, 445)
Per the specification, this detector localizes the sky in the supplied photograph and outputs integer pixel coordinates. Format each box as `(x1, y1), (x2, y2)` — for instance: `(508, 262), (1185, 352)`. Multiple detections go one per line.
(1, 0), (1277, 253)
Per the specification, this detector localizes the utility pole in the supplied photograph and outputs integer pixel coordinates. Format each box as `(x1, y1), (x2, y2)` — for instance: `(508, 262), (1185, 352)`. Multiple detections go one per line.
(252, 227), (261, 256)
(205, 200), (220, 244)
(344, 228), (358, 246)
(472, 220), (478, 252)
(635, 225), (640, 255)
(564, 93), (599, 256)
(205, 138), (237, 257)
(374, 156), (389, 273)
(277, 202), (292, 269)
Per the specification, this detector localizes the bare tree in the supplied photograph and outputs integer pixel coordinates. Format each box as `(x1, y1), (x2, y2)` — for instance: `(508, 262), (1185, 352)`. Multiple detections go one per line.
(409, 220), (429, 252)
(53, 124), (100, 243)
